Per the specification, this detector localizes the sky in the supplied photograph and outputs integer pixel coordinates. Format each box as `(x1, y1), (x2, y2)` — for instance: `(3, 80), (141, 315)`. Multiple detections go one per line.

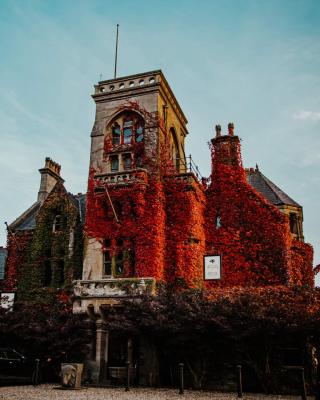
(0, 0), (319, 280)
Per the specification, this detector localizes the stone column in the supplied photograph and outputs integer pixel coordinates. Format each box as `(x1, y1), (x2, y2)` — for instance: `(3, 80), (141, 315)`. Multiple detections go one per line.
(94, 319), (109, 383)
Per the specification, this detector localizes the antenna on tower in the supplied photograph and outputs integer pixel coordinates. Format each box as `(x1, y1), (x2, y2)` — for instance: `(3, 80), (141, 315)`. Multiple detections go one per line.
(114, 24), (119, 79)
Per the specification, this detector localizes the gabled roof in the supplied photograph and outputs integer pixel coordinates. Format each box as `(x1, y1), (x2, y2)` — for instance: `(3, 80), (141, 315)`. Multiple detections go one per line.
(246, 168), (300, 207)
(9, 187), (86, 232)
(9, 201), (41, 231)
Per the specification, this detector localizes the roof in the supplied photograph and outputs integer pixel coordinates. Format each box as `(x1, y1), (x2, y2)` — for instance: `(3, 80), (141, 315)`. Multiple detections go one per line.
(9, 202), (41, 231)
(10, 192), (86, 232)
(71, 193), (86, 224)
(246, 168), (300, 207)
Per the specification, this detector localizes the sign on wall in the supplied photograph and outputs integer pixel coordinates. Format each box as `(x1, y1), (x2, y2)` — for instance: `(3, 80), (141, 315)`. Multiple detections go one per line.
(0, 292), (15, 311)
(204, 255), (221, 280)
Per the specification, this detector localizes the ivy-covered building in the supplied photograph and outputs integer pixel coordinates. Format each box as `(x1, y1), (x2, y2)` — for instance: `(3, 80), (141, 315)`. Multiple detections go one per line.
(3, 70), (314, 385)
(71, 70), (313, 383)
(4, 158), (84, 298)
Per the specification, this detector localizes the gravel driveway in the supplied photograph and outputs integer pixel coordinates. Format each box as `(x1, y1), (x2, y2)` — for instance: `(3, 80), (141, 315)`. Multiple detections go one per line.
(0, 385), (314, 400)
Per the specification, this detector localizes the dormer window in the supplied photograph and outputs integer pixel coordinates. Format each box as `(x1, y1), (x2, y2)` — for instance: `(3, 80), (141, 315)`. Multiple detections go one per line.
(53, 215), (62, 232)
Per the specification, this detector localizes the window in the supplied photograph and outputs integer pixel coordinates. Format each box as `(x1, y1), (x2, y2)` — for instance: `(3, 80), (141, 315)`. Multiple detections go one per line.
(136, 125), (144, 143)
(108, 113), (145, 148)
(170, 128), (180, 172)
(110, 155), (119, 172)
(123, 118), (133, 144)
(104, 239), (112, 276)
(53, 215), (62, 232)
(123, 154), (132, 170)
(290, 213), (299, 235)
(112, 123), (121, 145)
(115, 250), (124, 276)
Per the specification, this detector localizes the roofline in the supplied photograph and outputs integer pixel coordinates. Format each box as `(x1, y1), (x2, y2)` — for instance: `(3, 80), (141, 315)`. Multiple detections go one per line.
(98, 70), (162, 85)
(97, 69), (188, 125)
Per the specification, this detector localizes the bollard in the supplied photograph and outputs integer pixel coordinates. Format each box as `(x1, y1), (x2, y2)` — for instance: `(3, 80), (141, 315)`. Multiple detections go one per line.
(125, 360), (130, 391)
(178, 363), (184, 395)
(236, 364), (243, 398)
(299, 367), (307, 400)
(33, 359), (40, 386)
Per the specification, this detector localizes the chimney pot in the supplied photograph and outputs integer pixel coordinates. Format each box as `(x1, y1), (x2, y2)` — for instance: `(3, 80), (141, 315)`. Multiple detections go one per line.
(228, 123), (234, 136)
(215, 124), (222, 137)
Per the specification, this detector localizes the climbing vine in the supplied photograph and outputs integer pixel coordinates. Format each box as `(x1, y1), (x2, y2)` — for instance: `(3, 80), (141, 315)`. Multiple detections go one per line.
(17, 183), (83, 300)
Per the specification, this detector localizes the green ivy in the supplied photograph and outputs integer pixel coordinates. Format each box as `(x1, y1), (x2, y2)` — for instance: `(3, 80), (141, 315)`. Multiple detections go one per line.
(18, 184), (83, 300)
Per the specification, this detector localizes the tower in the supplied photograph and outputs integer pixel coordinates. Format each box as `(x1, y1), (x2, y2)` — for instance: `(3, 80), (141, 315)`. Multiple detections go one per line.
(80, 70), (193, 299)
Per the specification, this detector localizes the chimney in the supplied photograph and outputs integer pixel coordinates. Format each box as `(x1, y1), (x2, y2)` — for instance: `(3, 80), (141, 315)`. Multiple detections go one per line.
(37, 157), (64, 203)
(210, 123), (245, 181)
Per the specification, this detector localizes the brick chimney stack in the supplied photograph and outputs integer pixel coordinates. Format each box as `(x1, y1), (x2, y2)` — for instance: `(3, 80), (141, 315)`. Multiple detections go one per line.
(211, 123), (243, 169)
(37, 157), (64, 203)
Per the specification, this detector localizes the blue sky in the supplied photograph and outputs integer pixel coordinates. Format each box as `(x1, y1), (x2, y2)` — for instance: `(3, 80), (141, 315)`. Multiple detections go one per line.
(0, 0), (319, 280)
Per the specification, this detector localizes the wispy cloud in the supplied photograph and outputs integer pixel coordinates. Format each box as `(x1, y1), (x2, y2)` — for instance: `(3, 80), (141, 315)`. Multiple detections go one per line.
(293, 110), (320, 121)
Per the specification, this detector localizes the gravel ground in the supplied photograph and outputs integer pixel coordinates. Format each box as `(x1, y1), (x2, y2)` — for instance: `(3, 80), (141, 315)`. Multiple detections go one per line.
(0, 385), (314, 400)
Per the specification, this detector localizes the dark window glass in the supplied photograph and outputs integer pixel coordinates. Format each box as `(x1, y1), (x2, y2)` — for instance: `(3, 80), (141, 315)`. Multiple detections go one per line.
(44, 260), (52, 286)
(111, 155), (119, 172)
(115, 251), (124, 276)
(123, 154), (132, 170)
(290, 213), (298, 234)
(136, 125), (144, 142)
(53, 215), (62, 232)
(104, 250), (112, 276)
(112, 124), (121, 145)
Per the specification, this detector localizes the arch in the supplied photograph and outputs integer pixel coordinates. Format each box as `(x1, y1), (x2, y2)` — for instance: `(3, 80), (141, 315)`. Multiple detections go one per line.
(169, 127), (180, 172)
(105, 110), (145, 147)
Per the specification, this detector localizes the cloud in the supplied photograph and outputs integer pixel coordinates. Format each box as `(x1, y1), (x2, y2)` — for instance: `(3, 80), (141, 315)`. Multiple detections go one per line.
(293, 110), (320, 121)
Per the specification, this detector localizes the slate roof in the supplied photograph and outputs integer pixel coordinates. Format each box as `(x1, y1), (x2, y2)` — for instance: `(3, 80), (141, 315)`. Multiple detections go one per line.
(71, 193), (86, 224)
(246, 168), (300, 207)
(10, 192), (87, 231)
(10, 202), (41, 231)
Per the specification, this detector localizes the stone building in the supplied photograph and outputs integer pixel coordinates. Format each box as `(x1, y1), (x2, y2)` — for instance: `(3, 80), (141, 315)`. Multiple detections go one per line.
(72, 70), (313, 383)
(4, 158), (84, 297)
(2, 69), (313, 384)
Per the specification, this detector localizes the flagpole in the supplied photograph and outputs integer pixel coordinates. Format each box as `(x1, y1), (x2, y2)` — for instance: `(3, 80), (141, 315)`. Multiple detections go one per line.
(114, 24), (119, 79)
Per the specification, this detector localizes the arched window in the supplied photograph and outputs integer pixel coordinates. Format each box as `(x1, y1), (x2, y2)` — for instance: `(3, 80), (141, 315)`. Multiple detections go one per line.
(170, 128), (180, 172)
(53, 215), (62, 232)
(112, 123), (121, 146)
(108, 112), (145, 147)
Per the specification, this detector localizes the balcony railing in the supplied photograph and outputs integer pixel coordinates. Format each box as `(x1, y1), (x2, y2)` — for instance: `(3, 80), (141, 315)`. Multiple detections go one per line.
(73, 277), (156, 298)
(94, 169), (148, 187)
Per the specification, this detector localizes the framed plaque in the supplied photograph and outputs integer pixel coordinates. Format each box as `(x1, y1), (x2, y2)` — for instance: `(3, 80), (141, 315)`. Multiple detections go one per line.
(0, 292), (15, 310)
(204, 255), (221, 280)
